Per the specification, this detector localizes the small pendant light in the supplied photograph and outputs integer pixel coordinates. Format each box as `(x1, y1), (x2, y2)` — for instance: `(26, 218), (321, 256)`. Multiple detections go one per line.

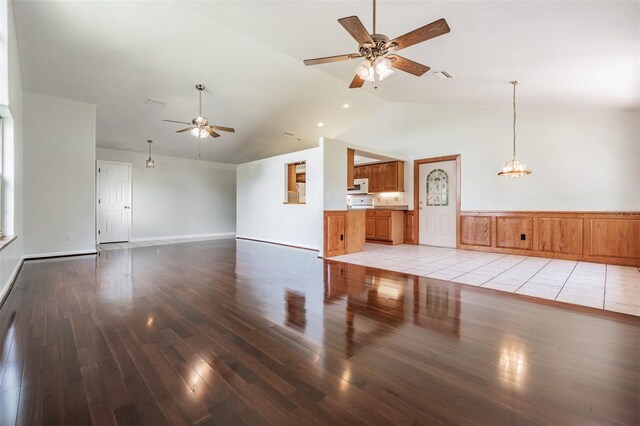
(146, 139), (155, 168)
(498, 81), (531, 178)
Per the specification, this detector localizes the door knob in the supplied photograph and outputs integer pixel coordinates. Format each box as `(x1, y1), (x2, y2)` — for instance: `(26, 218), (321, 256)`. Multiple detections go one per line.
(124, 206), (130, 209)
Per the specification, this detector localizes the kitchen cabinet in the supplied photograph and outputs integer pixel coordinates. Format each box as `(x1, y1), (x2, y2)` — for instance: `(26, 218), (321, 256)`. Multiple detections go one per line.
(355, 165), (369, 179)
(365, 210), (375, 239)
(354, 161), (404, 193)
(369, 164), (383, 192)
(382, 162), (404, 191)
(324, 210), (366, 257)
(366, 210), (404, 245)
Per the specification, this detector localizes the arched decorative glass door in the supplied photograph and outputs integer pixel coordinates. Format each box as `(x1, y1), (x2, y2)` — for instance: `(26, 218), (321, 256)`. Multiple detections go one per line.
(425, 168), (449, 206)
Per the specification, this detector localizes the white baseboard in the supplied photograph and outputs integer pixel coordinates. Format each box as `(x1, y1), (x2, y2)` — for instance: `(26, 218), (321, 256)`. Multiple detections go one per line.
(236, 236), (319, 251)
(129, 232), (236, 242)
(23, 249), (98, 260)
(0, 257), (25, 306)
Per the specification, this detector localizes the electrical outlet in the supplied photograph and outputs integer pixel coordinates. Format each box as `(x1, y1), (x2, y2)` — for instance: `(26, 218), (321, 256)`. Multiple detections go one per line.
(66, 233), (73, 241)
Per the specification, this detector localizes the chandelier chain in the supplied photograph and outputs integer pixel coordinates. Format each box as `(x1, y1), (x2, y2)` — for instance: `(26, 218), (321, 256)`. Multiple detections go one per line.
(512, 81), (517, 159)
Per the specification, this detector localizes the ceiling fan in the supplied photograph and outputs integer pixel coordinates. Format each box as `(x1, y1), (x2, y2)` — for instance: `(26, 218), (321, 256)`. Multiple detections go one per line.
(303, 0), (450, 88)
(163, 84), (235, 139)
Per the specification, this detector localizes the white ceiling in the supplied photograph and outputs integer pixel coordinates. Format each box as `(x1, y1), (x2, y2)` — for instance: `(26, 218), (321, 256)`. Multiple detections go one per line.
(14, 1), (639, 164)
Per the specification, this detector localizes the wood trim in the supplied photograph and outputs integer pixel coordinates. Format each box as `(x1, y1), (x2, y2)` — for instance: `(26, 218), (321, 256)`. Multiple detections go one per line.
(413, 154), (461, 247)
(347, 148), (355, 189)
(459, 211), (640, 266)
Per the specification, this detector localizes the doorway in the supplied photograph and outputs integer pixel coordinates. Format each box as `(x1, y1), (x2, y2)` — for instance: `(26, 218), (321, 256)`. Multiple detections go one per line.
(96, 161), (132, 243)
(414, 155), (460, 248)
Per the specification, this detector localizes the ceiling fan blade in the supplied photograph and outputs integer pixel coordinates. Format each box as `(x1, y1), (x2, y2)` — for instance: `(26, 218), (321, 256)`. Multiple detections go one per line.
(163, 119), (191, 125)
(304, 53), (362, 66)
(389, 18), (450, 51)
(338, 16), (374, 46)
(388, 55), (430, 76)
(176, 126), (196, 133)
(207, 128), (221, 138)
(349, 74), (365, 89)
(210, 125), (235, 133)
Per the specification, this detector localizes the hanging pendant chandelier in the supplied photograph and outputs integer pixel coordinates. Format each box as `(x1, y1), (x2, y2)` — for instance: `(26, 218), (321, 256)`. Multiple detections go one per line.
(146, 139), (155, 168)
(498, 81), (531, 178)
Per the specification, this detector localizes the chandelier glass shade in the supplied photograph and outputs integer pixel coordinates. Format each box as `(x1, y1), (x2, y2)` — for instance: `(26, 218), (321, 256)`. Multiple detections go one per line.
(498, 81), (531, 178)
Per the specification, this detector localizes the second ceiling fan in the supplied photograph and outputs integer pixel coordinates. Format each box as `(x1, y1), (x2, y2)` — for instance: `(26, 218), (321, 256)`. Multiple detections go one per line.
(304, 0), (450, 88)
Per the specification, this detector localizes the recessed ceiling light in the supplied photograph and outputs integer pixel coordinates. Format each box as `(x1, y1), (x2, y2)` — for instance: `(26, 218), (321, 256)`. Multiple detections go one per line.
(317, 122), (324, 127)
(342, 103), (350, 109)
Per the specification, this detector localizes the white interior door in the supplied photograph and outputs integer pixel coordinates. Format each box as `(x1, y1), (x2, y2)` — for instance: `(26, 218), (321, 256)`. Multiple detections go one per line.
(419, 160), (457, 248)
(97, 161), (131, 243)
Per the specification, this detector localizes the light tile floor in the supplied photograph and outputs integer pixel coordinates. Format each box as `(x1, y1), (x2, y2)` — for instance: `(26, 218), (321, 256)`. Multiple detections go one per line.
(331, 243), (640, 317)
(97, 236), (229, 251)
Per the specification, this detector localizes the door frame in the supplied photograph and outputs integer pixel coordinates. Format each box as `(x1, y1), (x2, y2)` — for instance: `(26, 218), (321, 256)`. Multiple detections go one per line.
(413, 154), (461, 248)
(96, 160), (132, 243)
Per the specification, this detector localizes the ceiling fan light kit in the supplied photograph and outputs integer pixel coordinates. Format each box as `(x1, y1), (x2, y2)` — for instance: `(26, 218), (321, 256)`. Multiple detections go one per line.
(498, 81), (532, 178)
(303, 0), (450, 88)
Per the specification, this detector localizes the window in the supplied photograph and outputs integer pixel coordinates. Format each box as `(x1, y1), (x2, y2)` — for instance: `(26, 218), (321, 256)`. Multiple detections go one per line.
(426, 168), (448, 206)
(285, 161), (306, 204)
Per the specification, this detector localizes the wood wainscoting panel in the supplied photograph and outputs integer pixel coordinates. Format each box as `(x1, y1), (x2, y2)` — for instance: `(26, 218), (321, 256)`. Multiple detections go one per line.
(537, 218), (583, 255)
(346, 210), (366, 254)
(324, 210), (368, 257)
(404, 212), (416, 244)
(459, 211), (640, 266)
(460, 215), (491, 247)
(324, 211), (346, 257)
(496, 217), (533, 250)
(589, 218), (640, 260)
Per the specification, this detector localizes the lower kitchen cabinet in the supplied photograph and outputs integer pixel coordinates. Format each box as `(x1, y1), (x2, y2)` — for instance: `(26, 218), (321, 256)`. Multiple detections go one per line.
(365, 213), (375, 239)
(366, 210), (404, 245)
(324, 210), (367, 257)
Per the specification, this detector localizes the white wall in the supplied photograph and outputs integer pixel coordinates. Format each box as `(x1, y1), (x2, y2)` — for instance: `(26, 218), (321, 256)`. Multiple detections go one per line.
(23, 91), (96, 257)
(97, 148), (236, 240)
(237, 147), (322, 250)
(338, 103), (640, 211)
(0, 0), (25, 300)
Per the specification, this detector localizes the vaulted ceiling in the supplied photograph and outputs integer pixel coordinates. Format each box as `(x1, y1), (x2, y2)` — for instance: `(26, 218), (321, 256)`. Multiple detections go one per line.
(13, 0), (639, 164)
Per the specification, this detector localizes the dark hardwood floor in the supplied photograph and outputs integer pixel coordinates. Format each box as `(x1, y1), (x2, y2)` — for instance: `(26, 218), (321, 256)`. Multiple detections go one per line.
(0, 239), (638, 425)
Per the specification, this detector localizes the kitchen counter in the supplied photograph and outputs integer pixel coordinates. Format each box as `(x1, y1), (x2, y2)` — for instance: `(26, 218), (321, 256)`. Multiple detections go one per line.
(348, 205), (410, 211)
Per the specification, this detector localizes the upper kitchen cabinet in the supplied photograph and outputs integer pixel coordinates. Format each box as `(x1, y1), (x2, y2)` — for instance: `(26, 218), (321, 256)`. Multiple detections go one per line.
(369, 164), (383, 192)
(383, 161), (404, 191)
(354, 165), (369, 179)
(359, 161), (405, 193)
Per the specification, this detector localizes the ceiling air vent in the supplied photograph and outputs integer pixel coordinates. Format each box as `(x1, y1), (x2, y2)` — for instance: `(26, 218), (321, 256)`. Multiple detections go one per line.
(434, 71), (455, 79)
(145, 97), (166, 106)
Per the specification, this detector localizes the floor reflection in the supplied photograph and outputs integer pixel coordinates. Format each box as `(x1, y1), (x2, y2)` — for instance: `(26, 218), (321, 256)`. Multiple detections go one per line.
(285, 289), (307, 330)
(323, 261), (463, 358)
